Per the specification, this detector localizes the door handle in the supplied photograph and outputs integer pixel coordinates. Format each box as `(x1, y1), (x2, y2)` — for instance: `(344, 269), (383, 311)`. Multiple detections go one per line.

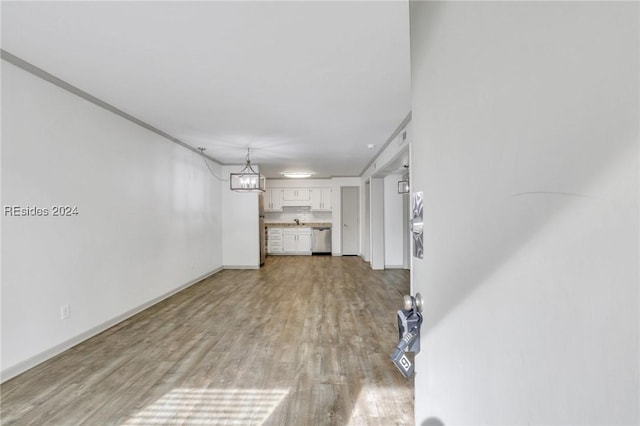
(391, 293), (424, 378)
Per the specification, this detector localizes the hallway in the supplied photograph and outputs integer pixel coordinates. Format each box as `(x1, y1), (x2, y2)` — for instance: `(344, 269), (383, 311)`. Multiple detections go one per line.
(1, 257), (412, 425)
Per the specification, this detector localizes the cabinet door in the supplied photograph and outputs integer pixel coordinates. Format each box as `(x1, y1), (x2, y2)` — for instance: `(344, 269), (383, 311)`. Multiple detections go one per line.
(265, 189), (283, 212)
(310, 188), (322, 210)
(296, 188), (311, 201)
(283, 231), (297, 252)
(282, 188), (297, 201)
(297, 231), (312, 253)
(321, 188), (332, 210)
(271, 189), (283, 211)
(264, 189), (272, 209)
(282, 188), (311, 201)
(310, 188), (332, 211)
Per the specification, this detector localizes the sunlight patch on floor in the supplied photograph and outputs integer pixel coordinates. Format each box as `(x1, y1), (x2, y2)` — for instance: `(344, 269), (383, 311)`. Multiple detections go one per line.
(346, 384), (412, 426)
(123, 388), (290, 425)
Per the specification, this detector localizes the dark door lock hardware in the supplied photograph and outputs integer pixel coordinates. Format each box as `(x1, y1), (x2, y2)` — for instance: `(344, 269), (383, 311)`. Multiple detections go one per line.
(391, 293), (423, 378)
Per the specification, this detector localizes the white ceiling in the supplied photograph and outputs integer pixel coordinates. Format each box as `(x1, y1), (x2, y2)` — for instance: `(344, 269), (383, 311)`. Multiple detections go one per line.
(1, 1), (411, 178)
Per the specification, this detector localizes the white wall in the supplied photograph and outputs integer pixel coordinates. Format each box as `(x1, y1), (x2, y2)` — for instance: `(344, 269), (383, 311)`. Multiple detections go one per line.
(369, 178), (385, 270)
(361, 180), (370, 262)
(383, 174), (405, 268)
(222, 165), (259, 269)
(361, 122), (411, 267)
(410, 2), (639, 425)
(361, 123), (411, 180)
(1, 62), (224, 380)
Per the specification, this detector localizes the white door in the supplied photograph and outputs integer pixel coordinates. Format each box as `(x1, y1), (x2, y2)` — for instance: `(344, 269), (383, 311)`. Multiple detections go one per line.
(341, 186), (359, 255)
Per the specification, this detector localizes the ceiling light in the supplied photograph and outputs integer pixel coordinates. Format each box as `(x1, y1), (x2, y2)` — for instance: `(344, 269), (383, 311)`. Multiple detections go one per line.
(230, 148), (265, 192)
(281, 171), (315, 179)
(367, 144), (376, 149)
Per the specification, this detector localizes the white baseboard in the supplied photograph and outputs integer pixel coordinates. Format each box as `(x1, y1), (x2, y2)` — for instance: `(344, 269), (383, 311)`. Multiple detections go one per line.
(0, 266), (223, 383)
(223, 265), (260, 269)
(385, 265), (406, 269)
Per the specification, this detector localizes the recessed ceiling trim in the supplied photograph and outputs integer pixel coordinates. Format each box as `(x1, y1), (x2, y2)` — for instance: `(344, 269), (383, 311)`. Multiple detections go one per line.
(0, 49), (222, 165)
(359, 111), (412, 177)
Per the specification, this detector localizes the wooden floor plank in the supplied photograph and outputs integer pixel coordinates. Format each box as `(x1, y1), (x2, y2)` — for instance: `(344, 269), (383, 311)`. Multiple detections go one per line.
(1, 256), (413, 425)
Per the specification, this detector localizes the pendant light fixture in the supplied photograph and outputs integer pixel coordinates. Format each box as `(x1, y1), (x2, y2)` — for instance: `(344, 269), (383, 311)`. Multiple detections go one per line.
(230, 148), (266, 193)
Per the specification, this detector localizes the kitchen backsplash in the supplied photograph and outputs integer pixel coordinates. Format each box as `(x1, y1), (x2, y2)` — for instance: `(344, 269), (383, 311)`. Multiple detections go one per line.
(265, 206), (332, 224)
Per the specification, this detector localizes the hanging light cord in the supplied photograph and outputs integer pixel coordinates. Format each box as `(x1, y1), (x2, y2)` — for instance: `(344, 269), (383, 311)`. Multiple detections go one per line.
(198, 147), (227, 182)
(243, 147), (257, 172)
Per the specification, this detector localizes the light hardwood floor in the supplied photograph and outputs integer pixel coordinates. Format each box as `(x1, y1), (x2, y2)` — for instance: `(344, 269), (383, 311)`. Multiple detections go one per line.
(1, 256), (413, 425)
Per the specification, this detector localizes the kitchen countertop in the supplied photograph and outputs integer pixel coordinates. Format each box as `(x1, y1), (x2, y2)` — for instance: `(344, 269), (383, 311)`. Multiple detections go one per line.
(265, 222), (332, 228)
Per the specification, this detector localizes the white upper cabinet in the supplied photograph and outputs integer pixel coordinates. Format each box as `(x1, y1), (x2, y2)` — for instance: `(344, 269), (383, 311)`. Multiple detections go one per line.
(267, 186), (331, 209)
(282, 188), (310, 202)
(310, 188), (332, 211)
(264, 188), (283, 212)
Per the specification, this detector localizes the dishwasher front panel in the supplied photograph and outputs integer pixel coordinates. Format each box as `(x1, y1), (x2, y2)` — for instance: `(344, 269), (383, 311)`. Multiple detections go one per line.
(311, 228), (332, 254)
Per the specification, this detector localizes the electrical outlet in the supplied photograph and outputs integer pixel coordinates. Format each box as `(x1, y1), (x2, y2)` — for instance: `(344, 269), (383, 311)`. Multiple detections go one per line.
(60, 304), (70, 320)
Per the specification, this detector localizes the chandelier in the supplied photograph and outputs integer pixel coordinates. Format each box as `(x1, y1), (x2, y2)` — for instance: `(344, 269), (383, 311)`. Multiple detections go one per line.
(229, 148), (266, 193)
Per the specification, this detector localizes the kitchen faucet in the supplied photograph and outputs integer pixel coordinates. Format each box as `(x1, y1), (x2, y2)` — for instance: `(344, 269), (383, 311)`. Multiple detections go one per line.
(294, 218), (300, 225)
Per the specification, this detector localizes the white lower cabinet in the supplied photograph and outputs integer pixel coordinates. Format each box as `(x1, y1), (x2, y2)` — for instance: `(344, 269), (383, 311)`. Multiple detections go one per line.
(267, 228), (283, 254)
(268, 227), (311, 255)
(297, 231), (312, 253)
(279, 227), (312, 254)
